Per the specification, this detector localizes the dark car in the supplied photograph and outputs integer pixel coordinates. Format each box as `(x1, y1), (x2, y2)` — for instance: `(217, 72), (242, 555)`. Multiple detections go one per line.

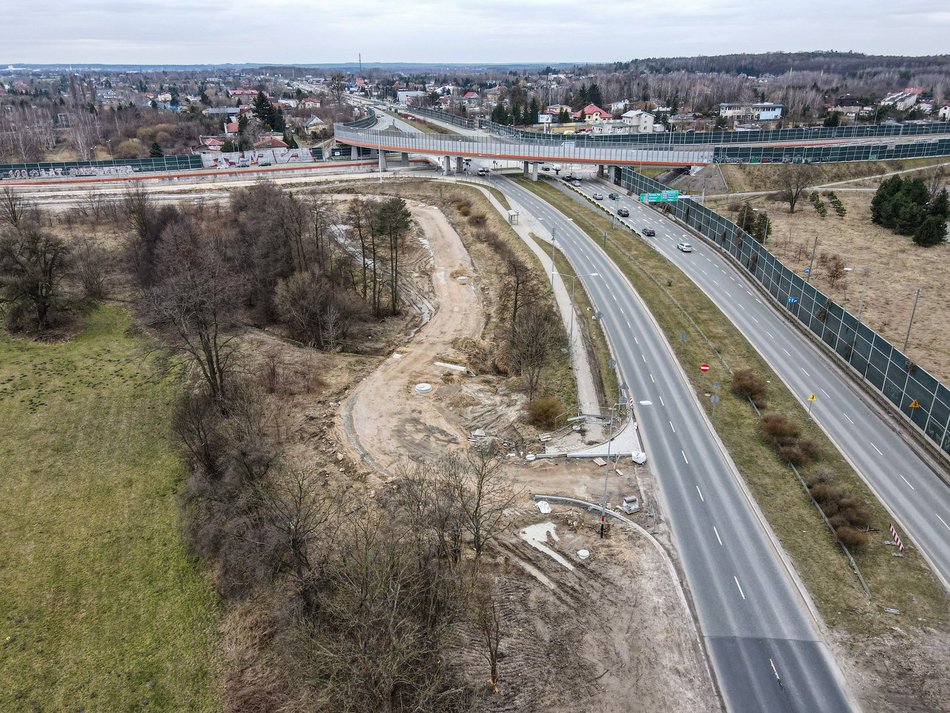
(617, 207), (629, 217)
(643, 227), (656, 237)
(608, 192), (619, 200)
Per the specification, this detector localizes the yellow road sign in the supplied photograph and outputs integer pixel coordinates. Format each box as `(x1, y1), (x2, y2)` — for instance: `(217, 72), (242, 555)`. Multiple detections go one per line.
(807, 394), (817, 402)
(909, 400), (922, 409)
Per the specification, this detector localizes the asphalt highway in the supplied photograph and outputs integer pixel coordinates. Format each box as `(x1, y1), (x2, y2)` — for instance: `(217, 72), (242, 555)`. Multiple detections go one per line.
(500, 177), (855, 713)
(570, 177), (950, 593)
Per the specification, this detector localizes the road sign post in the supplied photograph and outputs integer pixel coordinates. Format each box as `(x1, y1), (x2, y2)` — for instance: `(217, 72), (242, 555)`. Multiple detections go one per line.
(807, 393), (817, 416)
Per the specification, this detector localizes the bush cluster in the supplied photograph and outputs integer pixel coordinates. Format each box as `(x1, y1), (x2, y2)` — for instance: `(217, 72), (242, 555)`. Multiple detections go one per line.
(730, 369), (767, 408)
(871, 175), (948, 246)
(527, 396), (565, 429)
(805, 467), (871, 548)
(810, 192), (827, 218)
(759, 412), (820, 466)
(824, 191), (847, 217)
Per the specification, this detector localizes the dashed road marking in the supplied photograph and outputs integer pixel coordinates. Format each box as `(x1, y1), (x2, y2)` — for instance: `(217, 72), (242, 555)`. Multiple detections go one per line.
(734, 576), (746, 600)
(713, 526), (723, 546)
(696, 485), (704, 502)
(899, 473), (916, 491)
(870, 442), (884, 456)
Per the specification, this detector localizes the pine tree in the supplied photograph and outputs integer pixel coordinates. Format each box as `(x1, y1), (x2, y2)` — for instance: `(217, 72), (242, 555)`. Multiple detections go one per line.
(736, 202), (756, 234)
(149, 141), (163, 158)
(913, 216), (947, 246)
(929, 188), (950, 219)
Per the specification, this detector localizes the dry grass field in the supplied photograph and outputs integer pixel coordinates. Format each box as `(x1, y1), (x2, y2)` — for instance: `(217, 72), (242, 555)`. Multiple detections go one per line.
(707, 189), (950, 383)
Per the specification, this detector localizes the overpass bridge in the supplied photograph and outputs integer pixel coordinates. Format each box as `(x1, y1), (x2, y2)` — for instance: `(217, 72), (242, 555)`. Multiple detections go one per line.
(332, 124), (713, 180)
(335, 106), (950, 176)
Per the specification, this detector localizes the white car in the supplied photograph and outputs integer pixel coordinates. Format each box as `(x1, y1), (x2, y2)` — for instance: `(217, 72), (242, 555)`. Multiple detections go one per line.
(677, 242), (693, 252)
(592, 192), (604, 200)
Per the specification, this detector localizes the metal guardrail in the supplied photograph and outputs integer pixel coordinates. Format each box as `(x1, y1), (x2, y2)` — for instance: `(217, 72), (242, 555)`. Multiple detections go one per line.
(340, 108), (378, 130)
(617, 167), (950, 456)
(714, 138), (950, 164)
(404, 105), (477, 129)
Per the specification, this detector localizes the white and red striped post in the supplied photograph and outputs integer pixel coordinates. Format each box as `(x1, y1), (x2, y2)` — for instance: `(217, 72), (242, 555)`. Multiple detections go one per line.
(889, 522), (905, 554)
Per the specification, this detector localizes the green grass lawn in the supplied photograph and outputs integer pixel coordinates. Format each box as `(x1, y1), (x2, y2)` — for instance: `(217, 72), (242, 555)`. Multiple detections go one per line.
(0, 306), (221, 712)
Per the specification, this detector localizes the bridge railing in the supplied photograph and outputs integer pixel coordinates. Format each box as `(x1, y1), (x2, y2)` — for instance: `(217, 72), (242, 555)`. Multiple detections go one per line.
(404, 105), (476, 129)
(618, 167), (950, 454)
(340, 108), (378, 130)
(480, 118), (950, 146)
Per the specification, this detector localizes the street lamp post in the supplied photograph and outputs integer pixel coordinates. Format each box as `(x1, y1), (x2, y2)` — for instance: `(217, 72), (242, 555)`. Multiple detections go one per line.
(552, 271), (599, 367)
(599, 389), (631, 539)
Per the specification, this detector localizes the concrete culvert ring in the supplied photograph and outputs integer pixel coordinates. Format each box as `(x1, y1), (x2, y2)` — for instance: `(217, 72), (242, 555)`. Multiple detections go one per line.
(415, 383), (433, 394)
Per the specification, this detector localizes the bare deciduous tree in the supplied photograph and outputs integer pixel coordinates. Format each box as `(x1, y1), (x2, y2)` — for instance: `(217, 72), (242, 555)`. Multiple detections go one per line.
(474, 574), (503, 694)
(144, 217), (240, 402)
(0, 222), (71, 331)
(777, 163), (822, 213)
(509, 302), (562, 400)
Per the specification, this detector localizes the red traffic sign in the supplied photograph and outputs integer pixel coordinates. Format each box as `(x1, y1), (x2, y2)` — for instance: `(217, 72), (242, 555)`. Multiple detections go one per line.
(700, 363), (710, 373)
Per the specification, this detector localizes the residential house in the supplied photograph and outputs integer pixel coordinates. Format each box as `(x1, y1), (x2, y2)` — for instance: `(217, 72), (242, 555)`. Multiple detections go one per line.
(300, 96), (322, 109)
(620, 109), (655, 133)
(461, 91), (480, 106)
(610, 100), (630, 113)
(229, 88), (259, 99)
(939, 105), (950, 120)
(574, 103), (611, 123)
(254, 135), (288, 149)
(880, 90), (919, 112)
(305, 115), (326, 135)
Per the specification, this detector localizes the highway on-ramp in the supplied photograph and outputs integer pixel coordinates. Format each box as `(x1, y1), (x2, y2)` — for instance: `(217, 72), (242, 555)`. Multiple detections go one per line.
(570, 177), (950, 592)
(499, 177), (855, 713)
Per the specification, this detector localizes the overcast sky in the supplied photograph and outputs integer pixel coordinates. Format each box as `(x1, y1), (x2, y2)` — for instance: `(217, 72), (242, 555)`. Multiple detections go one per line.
(5, 0), (949, 65)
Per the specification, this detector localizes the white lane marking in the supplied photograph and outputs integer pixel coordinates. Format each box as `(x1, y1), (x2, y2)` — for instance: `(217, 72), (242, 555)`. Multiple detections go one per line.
(641, 353), (647, 363)
(739, 303), (746, 311)
(766, 331), (774, 339)
(619, 307), (625, 315)
(669, 420), (676, 433)
(734, 576), (746, 600)
(713, 526), (723, 546)
(682, 450), (689, 465)
(937, 514), (950, 532)
(634, 337), (639, 345)
(782, 347), (791, 357)
(700, 268), (708, 276)
(751, 316), (759, 324)
(769, 658), (781, 684)
(898, 473), (916, 490)
(695, 485), (704, 502)
(801, 368), (810, 376)
(820, 387), (830, 398)
(659, 395), (665, 407)
(843, 412), (855, 425)
(650, 373), (655, 384)
(870, 442), (884, 456)
(713, 279), (720, 286)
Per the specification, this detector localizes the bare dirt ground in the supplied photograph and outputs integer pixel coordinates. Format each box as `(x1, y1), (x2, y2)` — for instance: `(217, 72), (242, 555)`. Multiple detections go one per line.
(707, 190), (950, 383)
(337, 201), (484, 472)
(331, 194), (720, 711)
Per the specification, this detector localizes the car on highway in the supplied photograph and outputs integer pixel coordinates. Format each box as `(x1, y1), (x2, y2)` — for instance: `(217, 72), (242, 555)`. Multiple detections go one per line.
(477, 168), (489, 176)
(608, 192), (619, 200)
(642, 227), (655, 236)
(592, 192), (604, 200)
(617, 207), (630, 217)
(677, 241), (694, 252)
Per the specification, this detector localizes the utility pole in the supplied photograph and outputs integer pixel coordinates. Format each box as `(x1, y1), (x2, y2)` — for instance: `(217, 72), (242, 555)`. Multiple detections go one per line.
(903, 288), (921, 353)
(806, 235), (819, 282)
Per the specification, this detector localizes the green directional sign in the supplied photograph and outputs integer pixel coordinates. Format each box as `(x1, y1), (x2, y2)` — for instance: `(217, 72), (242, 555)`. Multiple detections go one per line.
(639, 190), (680, 203)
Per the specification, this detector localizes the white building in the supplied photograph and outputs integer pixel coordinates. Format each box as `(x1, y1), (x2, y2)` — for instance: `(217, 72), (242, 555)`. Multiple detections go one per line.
(719, 102), (783, 121)
(939, 105), (950, 120)
(881, 91), (919, 112)
(396, 90), (426, 104)
(620, 109), (655, 133)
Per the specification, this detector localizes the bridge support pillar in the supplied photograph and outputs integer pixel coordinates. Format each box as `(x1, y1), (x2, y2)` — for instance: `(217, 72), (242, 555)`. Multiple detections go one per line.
(523, 161), (529, 177)
(401, 152), (409, 165)
(442, 155), (451, 174)
(597, 164), (606, 178)
(612, 165), (623, 185)
(531, 162), (539, 181)
(455, 156), (464, 174)
(350, 145), (358, 160)
(377, 150), (387, 171)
